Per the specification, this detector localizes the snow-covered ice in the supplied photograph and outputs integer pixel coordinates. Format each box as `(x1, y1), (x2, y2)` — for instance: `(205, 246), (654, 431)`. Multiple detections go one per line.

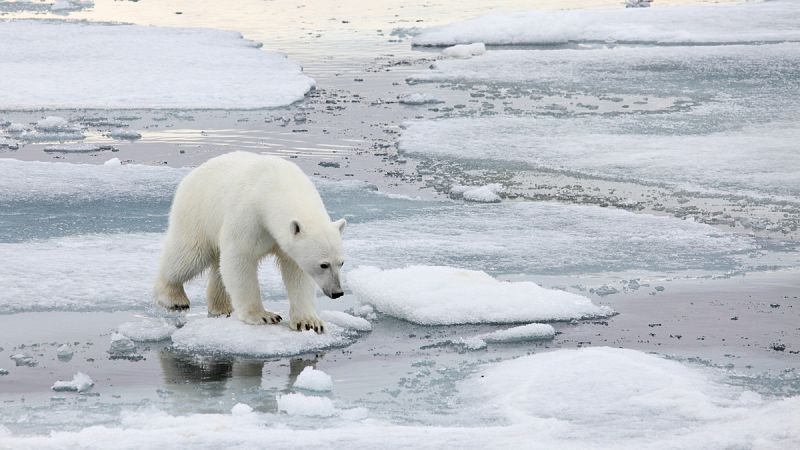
(51, 372), (93, 392)
(277, 392), (336, 417)
(461, 323), (556, 350)
(117, 318), (177, 342)
(108, 333), (136, 355)
(319, 310), (372, 332)
(348, 265), (614, 325)
(35, 116), (73, 131)
(412, 1), (800, 46)
(441, 42), (485, 58)
(450, 183), (502, 203)
(293, 367), (333, 392)
(0, 21), (315, 109)
(56, 344), (74, 361)
(42, 143), (110, 153)
(171, 317), (355, 357)
(397, 93), (443, 105)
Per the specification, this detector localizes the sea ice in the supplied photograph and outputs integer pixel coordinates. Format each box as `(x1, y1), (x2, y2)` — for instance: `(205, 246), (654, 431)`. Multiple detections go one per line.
(35, 116), (73, 131)
(319, 310), (372, 331)
(51, 372), (94, 392)
(455, 184), (502, 203)
(441, 43), (485, 58)
(171, 317), (355, 357)
(42, 144), (109, 153)
(117, 318), (177, 342)
(277, 392), (336, 417)
(108, 129), (142, 140)
(412, 1), (800, 46)
(461, 323), (556, 350)
(230, 403), (253, 416)
(347, 265), (614, 325)
(10, 353), (37, 367)
(294, 367), (333, 392)
(397, 93), (443, 105)
(56, 344), (74, 361)
(108, 333), (136, 355)
(0, 21), (315, 109)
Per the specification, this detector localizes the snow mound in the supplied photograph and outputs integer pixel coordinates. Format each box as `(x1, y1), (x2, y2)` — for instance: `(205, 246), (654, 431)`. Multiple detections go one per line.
(0, 21), (315, 109)
(398, 93), (444, 105)
(461, 323), (556, 350)
(442, 43), (485, 58)
(450, 183), (502, 203)
(171, 317), (355, 357)
(294, 367), (333, 392)
(348, 265), (613, 325)
(117, 318), (177, 342)
(412, 1), (800, 46)
(51, 372), (93, 392)
(319, 310), (372, 331)
(277, 392), (335, 417)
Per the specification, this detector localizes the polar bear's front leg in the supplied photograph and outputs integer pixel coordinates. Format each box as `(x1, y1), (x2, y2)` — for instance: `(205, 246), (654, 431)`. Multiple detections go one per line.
(219, 248), (282, 325)
(278, 251), (325, 333)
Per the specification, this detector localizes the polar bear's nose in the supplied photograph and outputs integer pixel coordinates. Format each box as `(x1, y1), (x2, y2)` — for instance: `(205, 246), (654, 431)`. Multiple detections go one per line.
(330, 291), (344, 299)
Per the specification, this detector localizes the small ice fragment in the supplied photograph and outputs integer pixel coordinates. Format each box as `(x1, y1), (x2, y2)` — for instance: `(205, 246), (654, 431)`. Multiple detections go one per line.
(294, 367), (333, 392)
(35, 116), (71, 131)
(460, 337), (488, 350)
(481, 323), (556, 343)
(103, 157), (122, 166)
(56, 344), (74, 361)
(277, 392), (335, 417)
(0, 368), (9, 375)
(442, 43), (486, 58)
(398, 93), (444, 105)
(108, 332), (136, 354)
(462, 184), (502, 203)
(591, 285), (619, 296)
(108, 129), (142, 140)
(10, 353), (37, 367)
(351, 304), (376, 320)
(231, 403), (254, 416)
(51, 372), (94, 392)
(117, 318), (176, 341)
(7, 123), (27, 133)
(43, 144), (106, 153)
(319, 310), (372, 331)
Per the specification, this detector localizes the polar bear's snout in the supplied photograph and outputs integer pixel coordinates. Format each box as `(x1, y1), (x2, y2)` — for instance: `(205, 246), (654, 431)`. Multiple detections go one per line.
(330, 291), (344, 299)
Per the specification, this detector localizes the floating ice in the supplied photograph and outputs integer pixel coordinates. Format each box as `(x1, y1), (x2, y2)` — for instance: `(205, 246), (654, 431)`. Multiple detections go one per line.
(103, 158), (122, 166)
(348, 266), (614, 325)
(35, 116), (72, 131)
(412, 1), (800, 46)
(171, 317), (355, 357)
(442, 42), (485, 58)
(450, 183), (502, 203)
(230, 403), (253, 416)
(108, 129), (142, 140)
(56, 344), (74, 361)
(108, 333), (136, 355)
(319, 310), (372, 332)
(461, 323), (556, 350)
(0, 368), (8, 376)
(10, 353), (37, 367)
(117, 318), (177, 342)
(51, 372), (93, 392)
(277, 392), (335, 417)
(397, 93), (443, 105)
(43, 143), (111, 153)
(294, 367), (333, 392)
(0, 21), (315, 109)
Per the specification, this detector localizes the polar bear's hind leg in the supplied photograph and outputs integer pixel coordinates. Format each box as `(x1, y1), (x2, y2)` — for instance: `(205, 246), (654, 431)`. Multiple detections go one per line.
(154, 237), (212, 311)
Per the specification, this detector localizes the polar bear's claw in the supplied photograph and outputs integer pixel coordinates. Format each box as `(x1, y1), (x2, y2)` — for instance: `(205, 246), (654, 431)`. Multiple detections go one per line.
(291, 316), (325, 334)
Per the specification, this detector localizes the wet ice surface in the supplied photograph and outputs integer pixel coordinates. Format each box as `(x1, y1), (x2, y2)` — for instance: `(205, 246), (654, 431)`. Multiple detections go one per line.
(1, 0), (799, 447)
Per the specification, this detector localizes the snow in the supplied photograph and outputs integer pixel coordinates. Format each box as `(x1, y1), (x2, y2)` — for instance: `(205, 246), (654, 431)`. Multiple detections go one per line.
(277, 392), (336, 417)
(6, 347), (799, 449)
(397, 93), (443, 105)
(442, 42), (485, 58)
(319, 310), (372, 331)
(347, 265), (614, 325)
(103, 157), (122, 166)
(0, 21), (315, 109)
(171, 317), (355, 357)
(412, 1), (800, 46)
(117, 318), (177, 342)
(461, 323), (556, 350)
(293, 367), (334, 392)
(51, 372), (93, 392)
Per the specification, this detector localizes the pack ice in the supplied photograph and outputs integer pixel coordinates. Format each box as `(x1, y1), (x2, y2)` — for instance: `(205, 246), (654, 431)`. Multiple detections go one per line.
(347, 266), (613, 325)
(0, 21), (315, 109)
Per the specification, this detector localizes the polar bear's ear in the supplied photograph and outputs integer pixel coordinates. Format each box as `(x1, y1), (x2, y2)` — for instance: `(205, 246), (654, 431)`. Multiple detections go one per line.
(291, 220), (302, 236)
(333, 218), (347, 234)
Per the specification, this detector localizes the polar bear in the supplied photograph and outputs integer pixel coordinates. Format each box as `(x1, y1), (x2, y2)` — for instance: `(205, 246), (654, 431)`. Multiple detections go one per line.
(154, 151), (346, 333)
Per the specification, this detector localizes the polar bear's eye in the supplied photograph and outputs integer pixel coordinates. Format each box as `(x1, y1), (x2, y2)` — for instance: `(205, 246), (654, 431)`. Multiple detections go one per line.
(320, 263), (330, 269)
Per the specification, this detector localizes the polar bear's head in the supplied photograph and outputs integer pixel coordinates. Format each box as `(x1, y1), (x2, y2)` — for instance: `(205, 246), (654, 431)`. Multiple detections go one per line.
(286, 217), (347, 299)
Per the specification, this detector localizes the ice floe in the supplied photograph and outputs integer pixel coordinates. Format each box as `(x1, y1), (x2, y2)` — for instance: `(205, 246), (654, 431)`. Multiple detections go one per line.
(42, 143), (113, 153)
(293, 367), (333, 392)
(51, 372), (93, 393)
(35, 116), (73, 131)
(347, 266), (614, 325)
(108, 129), (142, 140)
(0, 21), (315, 109)
(117, 318), (177, 342)
(171, 317), (355, 357)
(460, 323), (555, 350)
(412, 1), (800, 46)
(397, 93), (443, 105)
(319, 310), (372, 332)
(442, 42), (485, 58)
(277, 392), (336, 417)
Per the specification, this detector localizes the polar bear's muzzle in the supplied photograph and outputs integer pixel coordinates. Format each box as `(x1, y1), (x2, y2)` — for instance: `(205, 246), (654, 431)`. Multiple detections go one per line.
(329, 291), (344, 299)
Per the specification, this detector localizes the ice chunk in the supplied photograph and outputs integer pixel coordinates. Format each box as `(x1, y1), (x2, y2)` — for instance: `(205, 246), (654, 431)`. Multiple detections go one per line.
(56, 344), (74, 361)
(0, 368), (8, 376)
(108, 333), (136, 355)
(43, 144), (111, 153)
(51, 372), (94, 392)
(117, 318), (177, 342)
(171, 317), (355, 357)
(276, 392), (335, 417)
(442, 43), (485, 58)
(230, 403), (253, 416)
(10, 353), (37, 367)
(0, 21), (315, 109)
(462, 323), (556, 350)
(35, 116), (72, 131)
(103, 157), (122, 166)
(347, 265), (614, 324)
(319, 310), (372, 331)
(461, 184), (502, 203)
(397, 93), (444, 105)
(108, 129), (142, 140)
(412, 1), (800, 46)
(293, 367), (333, 392)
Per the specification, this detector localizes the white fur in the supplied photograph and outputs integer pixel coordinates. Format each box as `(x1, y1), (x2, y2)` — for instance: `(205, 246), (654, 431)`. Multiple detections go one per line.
(154, 152), (346, 333)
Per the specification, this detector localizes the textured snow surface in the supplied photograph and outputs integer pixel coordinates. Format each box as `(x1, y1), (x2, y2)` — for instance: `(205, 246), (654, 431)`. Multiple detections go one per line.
(400, 118), (800, 201)
(50, 372), (93, 392)
(293, 367), (334, 392)
(117, 318), (177, 342)
(347, 265), (613, 325)
(171, 317), (355, 357)
(412, 1), (800, 46)
(7, 347), (799, 449)
(0, 21), (315, 109)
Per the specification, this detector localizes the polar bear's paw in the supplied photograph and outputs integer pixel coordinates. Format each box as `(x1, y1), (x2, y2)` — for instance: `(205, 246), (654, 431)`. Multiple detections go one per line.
(238, 309), (283, 326)
(154, 282), (190, 311)
(290, 314), (326, 334)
